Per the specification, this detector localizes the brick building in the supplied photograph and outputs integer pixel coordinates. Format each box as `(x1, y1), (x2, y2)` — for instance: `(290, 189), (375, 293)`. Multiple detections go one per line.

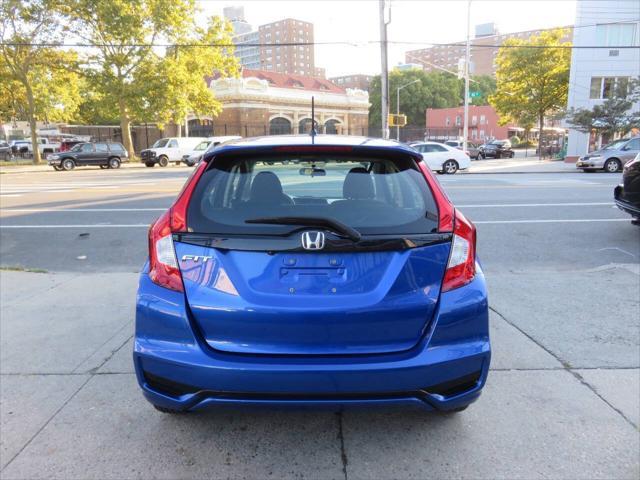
(329, 74), (374, 92)
(233, 17), (319, 77)
(406, 25), (574, 77)
(425, 105), (519, 142)
(190, 69), (369, 137)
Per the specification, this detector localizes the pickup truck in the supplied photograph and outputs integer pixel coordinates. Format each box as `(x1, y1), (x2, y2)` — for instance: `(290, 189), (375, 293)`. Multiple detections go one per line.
(11, 138), (61, 155)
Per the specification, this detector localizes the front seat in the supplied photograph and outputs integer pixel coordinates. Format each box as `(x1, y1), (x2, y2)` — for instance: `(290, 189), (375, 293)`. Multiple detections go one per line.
(342, 167), (375, 200)
(248, 171), (293, 205)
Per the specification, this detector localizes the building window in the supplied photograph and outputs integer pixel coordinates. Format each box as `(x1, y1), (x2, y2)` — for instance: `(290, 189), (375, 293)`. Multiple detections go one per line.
(590, 76), (630, 99)
(445, 117), (450, 126)
(471, 115), (477, 125)
(455, 115), (462, 126)
(480, 115), (486, 125)
(596, 23), (637, 46)
(269, 117), (291, 135)
(479, 129), (485, 139)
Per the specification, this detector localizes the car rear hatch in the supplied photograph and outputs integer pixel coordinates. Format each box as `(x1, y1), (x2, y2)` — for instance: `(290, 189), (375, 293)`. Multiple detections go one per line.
(169, 147), (454, 355)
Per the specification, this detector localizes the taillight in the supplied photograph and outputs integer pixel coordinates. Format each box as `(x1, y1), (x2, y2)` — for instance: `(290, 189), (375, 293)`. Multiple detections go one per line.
(442, 209), (476, 292)
(148, 211), (183, 292)
(148, 160), (208, 291)
(418, 161), (454, 232)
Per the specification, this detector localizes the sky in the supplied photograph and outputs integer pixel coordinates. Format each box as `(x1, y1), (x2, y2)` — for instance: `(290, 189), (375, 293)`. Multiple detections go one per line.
(197, 0), (578, 77)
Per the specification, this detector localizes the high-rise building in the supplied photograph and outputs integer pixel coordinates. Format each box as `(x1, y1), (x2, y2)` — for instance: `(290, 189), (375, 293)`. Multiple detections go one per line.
(223, 6), (252, 35)
(564, 0), (640, 162)
(405, 26), (573, 77)
(258, 18), (315, 76)
(231, 16), (318, 76)
(329, 74), (373, 91)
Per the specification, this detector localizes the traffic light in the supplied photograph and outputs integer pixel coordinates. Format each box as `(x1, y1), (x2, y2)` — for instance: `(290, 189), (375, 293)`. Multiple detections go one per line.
(388, 114), (407, 127)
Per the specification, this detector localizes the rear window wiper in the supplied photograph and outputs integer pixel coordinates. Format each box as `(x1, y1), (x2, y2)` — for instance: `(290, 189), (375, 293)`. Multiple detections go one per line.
(245, 216), (362, 242)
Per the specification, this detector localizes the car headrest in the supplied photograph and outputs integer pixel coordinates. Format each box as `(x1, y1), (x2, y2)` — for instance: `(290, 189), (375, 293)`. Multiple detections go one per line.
(250, 171), (285, 202)
(343, 167), (374, 200)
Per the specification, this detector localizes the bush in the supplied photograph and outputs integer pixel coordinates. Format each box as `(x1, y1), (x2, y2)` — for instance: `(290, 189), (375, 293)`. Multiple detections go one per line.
(508, 135), (521, 146)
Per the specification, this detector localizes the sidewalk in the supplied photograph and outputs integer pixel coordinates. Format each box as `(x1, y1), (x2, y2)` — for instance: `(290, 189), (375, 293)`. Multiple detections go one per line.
(0, 162), (149, 175)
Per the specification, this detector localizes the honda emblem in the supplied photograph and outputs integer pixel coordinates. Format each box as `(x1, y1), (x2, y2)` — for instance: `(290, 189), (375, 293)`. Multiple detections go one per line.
(301, 231), (326, 250)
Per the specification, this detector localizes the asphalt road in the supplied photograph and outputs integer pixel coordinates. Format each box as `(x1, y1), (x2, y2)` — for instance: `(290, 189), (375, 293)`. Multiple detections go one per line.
(1, 164), (639, 479)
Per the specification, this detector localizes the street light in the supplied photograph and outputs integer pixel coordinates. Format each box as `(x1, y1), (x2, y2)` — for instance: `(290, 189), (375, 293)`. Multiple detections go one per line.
(396, 79), (420, 141)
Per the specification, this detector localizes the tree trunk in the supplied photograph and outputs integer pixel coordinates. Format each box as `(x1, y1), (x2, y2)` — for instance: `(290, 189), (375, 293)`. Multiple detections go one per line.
(24, 83), (42, 165)
(118, 97), (135, 159)
(538, 112), (545, 160)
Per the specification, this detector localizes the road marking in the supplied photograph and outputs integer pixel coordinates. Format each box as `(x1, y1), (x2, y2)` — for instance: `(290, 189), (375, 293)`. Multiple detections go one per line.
(458, 202), (612, 208)
(0, 194), (23, 198)
(475, 218), (628, 224)
(1, 208), (167, 212)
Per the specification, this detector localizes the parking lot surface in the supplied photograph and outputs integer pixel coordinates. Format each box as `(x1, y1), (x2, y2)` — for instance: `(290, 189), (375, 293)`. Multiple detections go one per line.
(1, 165), (638, 479)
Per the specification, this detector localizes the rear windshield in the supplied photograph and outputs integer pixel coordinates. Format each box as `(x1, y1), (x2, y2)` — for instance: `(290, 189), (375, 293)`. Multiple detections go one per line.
(187, 154), (438, 235)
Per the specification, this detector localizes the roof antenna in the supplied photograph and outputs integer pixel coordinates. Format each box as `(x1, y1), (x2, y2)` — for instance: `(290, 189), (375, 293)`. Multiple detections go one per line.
(310, 95), (317, 143)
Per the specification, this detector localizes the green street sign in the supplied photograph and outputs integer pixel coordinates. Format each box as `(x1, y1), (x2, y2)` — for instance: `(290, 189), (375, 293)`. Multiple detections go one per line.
(469, 91), (481, 98)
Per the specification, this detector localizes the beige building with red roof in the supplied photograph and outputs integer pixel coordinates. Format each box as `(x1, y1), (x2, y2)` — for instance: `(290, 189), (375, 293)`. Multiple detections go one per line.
(188, 69), (370, 138)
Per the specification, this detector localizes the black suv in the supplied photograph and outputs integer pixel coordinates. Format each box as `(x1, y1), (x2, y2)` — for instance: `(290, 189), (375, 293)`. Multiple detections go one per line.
(48, 142), (128, 171)
(478, 140), (514, 159)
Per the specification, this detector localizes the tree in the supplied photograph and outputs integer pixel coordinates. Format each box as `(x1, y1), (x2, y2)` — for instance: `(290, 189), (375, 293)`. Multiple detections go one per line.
(0, 0), (82, 164)
(464, 75), (496, 106)
(490, 29), (571, 157)
(565, 78), (640, 139)
(369, 70), (462, 130)
(151, 16), (239, 130)
(64, 0), (238, 158)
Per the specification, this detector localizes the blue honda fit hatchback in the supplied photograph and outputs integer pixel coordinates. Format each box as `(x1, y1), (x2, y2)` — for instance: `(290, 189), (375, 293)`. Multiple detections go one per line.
(134, 135), (490, 413)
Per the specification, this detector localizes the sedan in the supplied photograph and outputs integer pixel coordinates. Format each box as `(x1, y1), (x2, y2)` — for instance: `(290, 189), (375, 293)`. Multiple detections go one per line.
(134, 135), (490, 414)
(410, 141), (471, 174)
(478, 140), (514, 159)
(614, 153), (640, 225)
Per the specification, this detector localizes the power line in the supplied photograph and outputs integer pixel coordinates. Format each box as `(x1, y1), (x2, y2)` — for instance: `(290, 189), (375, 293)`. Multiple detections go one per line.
(2, 41), (639, 49)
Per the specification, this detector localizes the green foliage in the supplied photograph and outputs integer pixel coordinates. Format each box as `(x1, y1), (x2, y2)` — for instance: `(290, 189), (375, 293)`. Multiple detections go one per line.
(508, 135), (521, 146)
(565, 78), (640, 137)
(63, 0), (239, 157)
(369, 70), (463, 128)
(0, 0), (82, 163)
(464, 75), (497, 106)
(490, 28), (571, 153)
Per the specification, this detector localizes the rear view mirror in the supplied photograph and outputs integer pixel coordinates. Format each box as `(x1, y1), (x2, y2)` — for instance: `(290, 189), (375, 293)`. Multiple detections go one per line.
(299, 167), (326, 177)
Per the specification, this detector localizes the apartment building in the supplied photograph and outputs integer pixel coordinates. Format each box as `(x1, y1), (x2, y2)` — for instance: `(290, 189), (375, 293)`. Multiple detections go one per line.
(257, 19), (316, 76)
(405, 24), (573, 77)
(564, 0), (640, 161)
(328, 74), (373, 91)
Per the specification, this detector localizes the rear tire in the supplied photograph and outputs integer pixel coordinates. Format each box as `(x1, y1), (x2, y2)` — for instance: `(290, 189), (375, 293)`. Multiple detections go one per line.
(604, 158), (621, 173)
(145, 162), (155, 167)
(158, 156), (169, 167)
(442, 159), (459, 174)
(153, 405), (186, 414)
(108, 157), (121, 169)
(61, 158), (75, 171)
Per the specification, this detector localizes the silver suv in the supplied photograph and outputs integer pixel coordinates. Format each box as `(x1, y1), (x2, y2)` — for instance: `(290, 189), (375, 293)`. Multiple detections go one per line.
(576, 137), (640, 173)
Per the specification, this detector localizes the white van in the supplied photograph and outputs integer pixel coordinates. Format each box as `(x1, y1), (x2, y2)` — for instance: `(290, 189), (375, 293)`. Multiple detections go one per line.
(140, 137), (207, 167)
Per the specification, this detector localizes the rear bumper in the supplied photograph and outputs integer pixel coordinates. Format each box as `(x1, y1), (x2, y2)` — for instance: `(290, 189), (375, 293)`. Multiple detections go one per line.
(134, 267), (490, 412)
(614, 185), (640, 217)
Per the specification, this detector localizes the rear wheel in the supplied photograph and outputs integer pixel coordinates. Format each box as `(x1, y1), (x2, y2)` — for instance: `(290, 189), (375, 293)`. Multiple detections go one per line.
(145, 162), (155, 167)
(509, 151), (515, 158)
(604, 158), (621, 173)
(158, 155), (169, 167)
(61, 158), (75, 171)
(442, 160), (459, 174)
(108, 157), (121, 169)
(153, 405), (186, 414)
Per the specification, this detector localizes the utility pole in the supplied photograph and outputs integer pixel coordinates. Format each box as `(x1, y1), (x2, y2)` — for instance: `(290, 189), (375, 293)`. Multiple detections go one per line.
(379, 0), (390, 139)
(462, 0), (471, 153)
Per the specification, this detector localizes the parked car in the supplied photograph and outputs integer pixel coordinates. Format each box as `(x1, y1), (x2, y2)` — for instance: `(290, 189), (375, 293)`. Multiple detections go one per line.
(8, 138), (61, 156)
(135, 135), (489, 414)
(478, 140), (514, 159)
(445, 140), (481, 160)
(614, 153), (640, 225)
(10, 140), (31, 155)
(409, 141), (471, 174)
(181, 136), (242, 166)
(47, 142), (128, 171)
(0, 141), (13, 161)
(140, 137), (207, 167)
(576, 137), (640, 173)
